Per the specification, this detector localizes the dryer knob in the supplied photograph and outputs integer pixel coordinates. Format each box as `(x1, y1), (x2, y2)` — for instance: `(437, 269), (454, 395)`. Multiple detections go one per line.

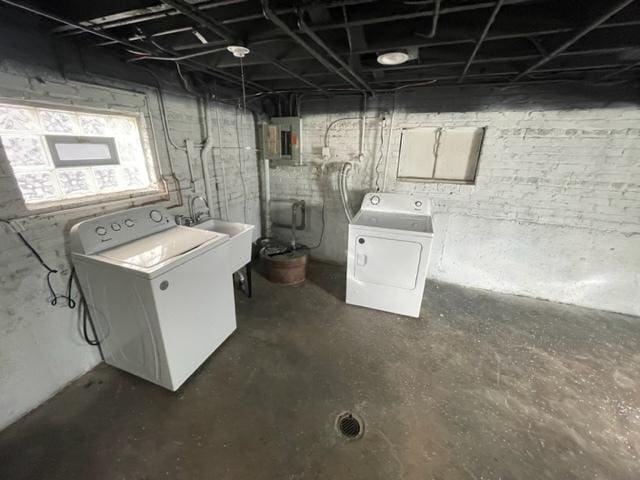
(124, 219), (135, 228)
(95, 226), (107, 236)
(414, 200), (423, 208)
(149, 210), (163, 222)
(370, 195), (381, 205)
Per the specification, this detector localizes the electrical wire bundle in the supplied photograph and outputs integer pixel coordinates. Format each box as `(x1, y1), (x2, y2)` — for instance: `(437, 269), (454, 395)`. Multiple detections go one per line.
(1, 220), (100, 346)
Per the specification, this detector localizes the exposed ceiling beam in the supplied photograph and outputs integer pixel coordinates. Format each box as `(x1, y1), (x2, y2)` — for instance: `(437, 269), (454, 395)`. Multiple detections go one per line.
(245, 46), (638, 81)
(0, 0), (152, 54)
(311, 0), (537, 31)
(53, 1), (247, 36)
(52, 0), (377, 36)
(426, 0), (442, 38)
(159, 0), (328, 93)
(318, 64), (632, 87)
(252, 52), (329, 94)
(0, 0), (268, 92)
(512, 0), (638, 82)
(261, 0), (365, 92)
(163, 19), (640, 69)
(600, 59), (640, 81)
(160, 0), (235, 42)
(298, 10), (374, 94)
(458, 0), (505, 82)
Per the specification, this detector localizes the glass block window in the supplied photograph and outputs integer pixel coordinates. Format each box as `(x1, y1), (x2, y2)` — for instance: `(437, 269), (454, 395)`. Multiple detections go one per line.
(0, 103), (159, 206)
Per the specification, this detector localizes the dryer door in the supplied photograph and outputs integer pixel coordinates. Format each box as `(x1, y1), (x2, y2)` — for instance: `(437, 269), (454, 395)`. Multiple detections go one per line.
(354, 234), (422, 290)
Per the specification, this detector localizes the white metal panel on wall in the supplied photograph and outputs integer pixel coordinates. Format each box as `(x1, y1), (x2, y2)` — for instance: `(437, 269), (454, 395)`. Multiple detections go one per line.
(397, 127), (437, 179)
(434, 127), (485, 181)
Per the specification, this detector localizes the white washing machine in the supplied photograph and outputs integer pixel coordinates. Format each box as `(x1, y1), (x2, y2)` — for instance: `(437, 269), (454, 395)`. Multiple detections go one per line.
(70, 206), (236, 391)
(346, 192), (434, 318)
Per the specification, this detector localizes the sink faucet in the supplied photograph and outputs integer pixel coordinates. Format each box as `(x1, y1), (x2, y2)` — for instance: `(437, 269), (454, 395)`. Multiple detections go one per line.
(189, 195), (210, 224)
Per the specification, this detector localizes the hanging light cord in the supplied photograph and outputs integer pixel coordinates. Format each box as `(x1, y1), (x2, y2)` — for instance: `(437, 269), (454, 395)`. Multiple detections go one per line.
(240, 56), (247, 114)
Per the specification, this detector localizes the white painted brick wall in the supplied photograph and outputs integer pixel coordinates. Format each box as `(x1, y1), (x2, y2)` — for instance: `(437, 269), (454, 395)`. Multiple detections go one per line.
(269, 86), (640, 316)
(0, 27), (261, 429)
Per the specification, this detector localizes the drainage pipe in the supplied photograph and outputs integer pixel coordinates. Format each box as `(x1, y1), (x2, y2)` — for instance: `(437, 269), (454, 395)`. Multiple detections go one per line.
(359, 94), (367, 161)
(262, 158), (272, 238)
(213, 101), (231, 220)
(381, 91), (397, 192)
(200, 97), (216, 218)
(290, 200), (306, 248)
(339, 162), (354, 223)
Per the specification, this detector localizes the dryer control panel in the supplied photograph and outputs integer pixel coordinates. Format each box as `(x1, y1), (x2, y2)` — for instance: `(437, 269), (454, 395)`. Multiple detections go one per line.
(70, 206), (174, 255)
(361, 192), (431, 215)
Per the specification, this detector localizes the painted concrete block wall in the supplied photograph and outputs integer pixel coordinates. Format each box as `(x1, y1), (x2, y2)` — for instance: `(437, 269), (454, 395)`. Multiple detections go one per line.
(0, 26), (260, 430)
(269, 86), (640, 316)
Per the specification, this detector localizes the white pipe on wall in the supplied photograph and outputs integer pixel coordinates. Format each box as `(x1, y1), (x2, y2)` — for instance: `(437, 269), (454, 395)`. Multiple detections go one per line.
(381, 92), (397, 192)
(263, 158), (272, 237)
(200, 97), (215, 218)
(213, 101), (231, 221)
(339, 162), (354, 223)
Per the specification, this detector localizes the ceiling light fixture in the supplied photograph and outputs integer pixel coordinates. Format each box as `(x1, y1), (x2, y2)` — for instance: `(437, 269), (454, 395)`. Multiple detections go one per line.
(377, 51), (410, 66)
(227, 45), (250, 58)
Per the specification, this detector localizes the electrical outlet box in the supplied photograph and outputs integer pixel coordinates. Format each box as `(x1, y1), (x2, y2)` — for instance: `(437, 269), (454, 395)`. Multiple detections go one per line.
(259, 116), (301, 165)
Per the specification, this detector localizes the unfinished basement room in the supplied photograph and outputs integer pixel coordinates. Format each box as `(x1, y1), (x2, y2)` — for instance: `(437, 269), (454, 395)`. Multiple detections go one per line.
(0, 0), (639, 479)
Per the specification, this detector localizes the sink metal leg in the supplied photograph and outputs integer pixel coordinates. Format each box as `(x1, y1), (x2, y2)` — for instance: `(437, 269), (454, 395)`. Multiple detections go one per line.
(245, 263), (252, 298)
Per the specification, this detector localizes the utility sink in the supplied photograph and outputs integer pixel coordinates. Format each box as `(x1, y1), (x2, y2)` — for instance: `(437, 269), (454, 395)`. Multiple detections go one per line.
(195, 219), (255, 272)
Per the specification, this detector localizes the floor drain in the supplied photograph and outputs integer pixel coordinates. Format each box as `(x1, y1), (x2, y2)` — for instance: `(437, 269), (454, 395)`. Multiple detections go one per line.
(336, 412), (364, 439)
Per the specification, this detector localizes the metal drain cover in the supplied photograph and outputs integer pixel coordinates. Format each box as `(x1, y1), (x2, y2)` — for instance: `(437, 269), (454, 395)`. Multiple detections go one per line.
(336, 412), (364, 439)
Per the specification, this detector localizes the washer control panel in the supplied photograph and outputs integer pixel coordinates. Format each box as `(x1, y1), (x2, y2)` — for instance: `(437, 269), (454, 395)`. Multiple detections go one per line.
(70, 206), (174, 255)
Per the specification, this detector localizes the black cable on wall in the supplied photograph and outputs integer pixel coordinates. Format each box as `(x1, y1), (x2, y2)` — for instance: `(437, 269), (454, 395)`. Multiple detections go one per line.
(1, 219), (100, 346)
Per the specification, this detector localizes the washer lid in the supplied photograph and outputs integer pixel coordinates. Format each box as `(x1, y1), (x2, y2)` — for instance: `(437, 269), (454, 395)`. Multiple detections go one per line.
(352, 211), (433, 234)
(97, 226), (225, 269)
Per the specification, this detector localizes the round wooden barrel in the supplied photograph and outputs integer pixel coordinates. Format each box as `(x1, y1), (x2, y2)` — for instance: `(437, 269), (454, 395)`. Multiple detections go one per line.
(262, 250), (308, 285)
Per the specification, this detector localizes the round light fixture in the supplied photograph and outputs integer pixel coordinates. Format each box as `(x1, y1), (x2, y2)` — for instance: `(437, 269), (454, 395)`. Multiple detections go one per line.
(227, 45), (250, 58)
(377, 51), (409, 66)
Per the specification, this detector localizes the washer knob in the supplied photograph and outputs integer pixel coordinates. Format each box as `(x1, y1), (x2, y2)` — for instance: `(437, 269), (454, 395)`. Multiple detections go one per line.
(111, 222), (121, 231)
(95, 226), (107, 236)
(149, 210), (163, 222)
(370, 195), (381, 205)
(414, 200), (423, 208)
(124, 219), (135, 228)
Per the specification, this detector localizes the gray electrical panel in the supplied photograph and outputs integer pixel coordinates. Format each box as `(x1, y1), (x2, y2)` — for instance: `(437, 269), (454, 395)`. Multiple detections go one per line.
(259, 116), (301, 165)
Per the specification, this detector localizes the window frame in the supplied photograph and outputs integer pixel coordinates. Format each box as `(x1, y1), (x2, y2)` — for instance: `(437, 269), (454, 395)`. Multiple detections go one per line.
(45, 135), (120, 168)
(0, 99), (164, 213)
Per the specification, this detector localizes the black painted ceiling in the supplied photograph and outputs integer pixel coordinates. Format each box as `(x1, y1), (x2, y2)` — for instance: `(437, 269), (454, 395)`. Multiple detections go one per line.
(2, 0), (640, 95)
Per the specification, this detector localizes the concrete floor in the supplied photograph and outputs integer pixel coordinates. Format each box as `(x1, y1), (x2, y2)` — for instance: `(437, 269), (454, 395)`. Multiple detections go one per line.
(1, 262), (639, 480)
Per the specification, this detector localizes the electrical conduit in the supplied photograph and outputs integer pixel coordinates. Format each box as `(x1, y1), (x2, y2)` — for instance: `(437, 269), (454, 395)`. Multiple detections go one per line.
(200, 96), (215, 218)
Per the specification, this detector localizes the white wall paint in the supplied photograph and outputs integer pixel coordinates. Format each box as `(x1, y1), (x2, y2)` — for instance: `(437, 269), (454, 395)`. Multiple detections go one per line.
(0, 24), (261, 430)
(269, 87), (640, 316)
